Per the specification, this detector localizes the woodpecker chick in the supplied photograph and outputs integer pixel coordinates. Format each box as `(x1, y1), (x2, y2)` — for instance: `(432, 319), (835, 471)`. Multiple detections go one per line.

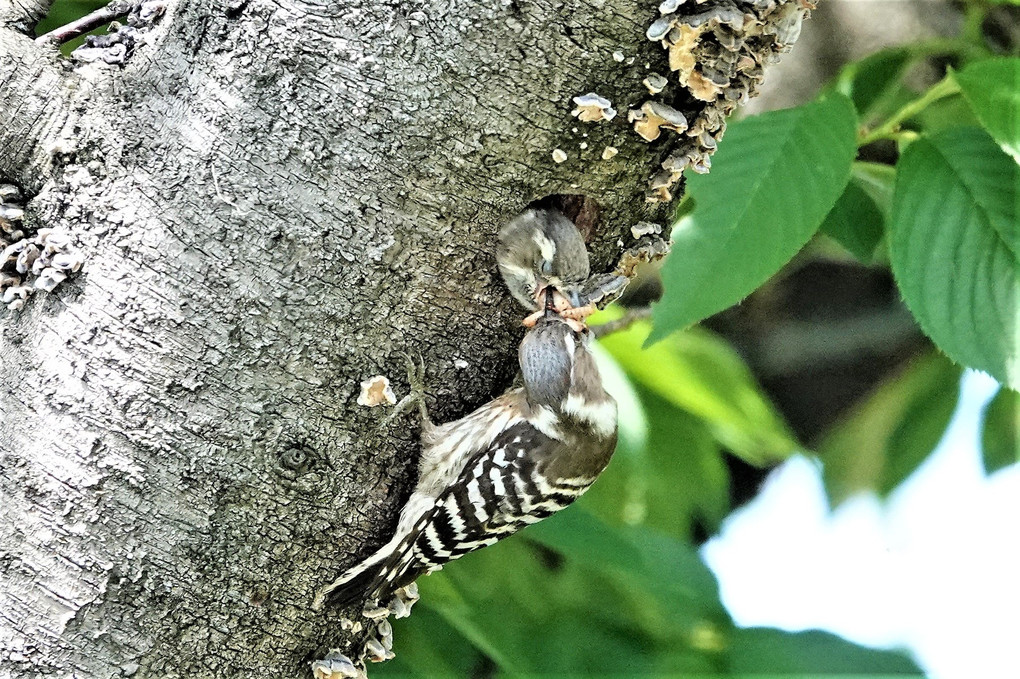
(317, 313), (618, 609)
(496, 208), (590, 318)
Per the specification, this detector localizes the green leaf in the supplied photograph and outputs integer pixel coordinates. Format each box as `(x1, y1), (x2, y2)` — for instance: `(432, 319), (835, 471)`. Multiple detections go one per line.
(652, 94), (858, 339)
(599, 320), (797, 465)
(890, 127), (1020, 388)
(820, 178), (886, 261)
(981, 388), (1020, 474)
(955, 58), (1020, 162)
(727, 628), (924, 676)
(416, 510), (730, 677)
(853, 161), (897, 216)
(832, 47), (915, 123)
(526, 509), (726, 615)
(818, 352), (962, 504)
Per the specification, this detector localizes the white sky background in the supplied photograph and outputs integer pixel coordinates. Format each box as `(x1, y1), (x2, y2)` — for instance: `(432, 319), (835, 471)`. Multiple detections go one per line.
(702, 372), (1020, 678)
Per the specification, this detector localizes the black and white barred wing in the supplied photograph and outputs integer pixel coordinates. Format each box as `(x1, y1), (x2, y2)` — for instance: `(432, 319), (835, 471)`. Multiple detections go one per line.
(319, 420), (595, 608)
(410, 420), (596, 572)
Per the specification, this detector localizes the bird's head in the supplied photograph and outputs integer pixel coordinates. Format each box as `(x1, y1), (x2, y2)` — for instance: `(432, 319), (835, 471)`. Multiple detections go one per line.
(497, 209), (590, 312)
(518, 308), (615, 438)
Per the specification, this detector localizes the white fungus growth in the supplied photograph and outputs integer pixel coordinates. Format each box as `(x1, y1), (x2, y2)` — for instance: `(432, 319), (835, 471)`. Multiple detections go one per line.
(35, 268), (68, 292)
(388, 581), (419, 618)
(311, 650), (362, 679)
(612, 50), (625, 62)
(631, 221), (664, 239)
(570, 93), (617, 122)
(362, 604), (389, 620)
(601, 146), (619, 160)
(0, 188), (84, 311)
(551, 149), (568, 163)
(660, 0), (687, 14)
(314, 583), (419, 674)
(643, 73), (669, 94)
(365, 638), (391, 663)
(356, 376), (397, 407)
(628, 101), (688, 142)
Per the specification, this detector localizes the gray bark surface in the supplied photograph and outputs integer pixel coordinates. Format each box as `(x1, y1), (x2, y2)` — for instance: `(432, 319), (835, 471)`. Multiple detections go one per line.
(0, 0), (798, 676)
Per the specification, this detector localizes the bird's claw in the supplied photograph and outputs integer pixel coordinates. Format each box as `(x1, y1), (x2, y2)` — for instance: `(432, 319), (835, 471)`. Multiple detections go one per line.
(381, 352), (430, 429)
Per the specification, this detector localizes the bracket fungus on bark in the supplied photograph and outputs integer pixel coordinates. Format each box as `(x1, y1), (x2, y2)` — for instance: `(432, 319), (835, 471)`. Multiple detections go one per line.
(311, 584), (419, 676)
(631, 221), (664, 239)
(633, 0), (812, 202)
(0, 185), (85, 311)
(69, 1), (166, 65)
(356, 376), (397, 407)
(311, 650), (363, 679)
(628, 101), (689, 142)
(643, 73), (669, 94)
(571, 93), (618, 123)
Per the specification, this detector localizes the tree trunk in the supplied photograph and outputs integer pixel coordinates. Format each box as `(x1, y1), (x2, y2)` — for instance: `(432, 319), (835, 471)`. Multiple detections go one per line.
(0, 1), (805, 675)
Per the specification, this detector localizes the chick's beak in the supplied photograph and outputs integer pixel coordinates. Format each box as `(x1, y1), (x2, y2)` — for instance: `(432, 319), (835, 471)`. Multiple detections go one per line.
(532, 284), (548, 309)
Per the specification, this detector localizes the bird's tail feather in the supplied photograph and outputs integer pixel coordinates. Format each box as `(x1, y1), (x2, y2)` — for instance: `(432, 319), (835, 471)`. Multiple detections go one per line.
(314, 533), (420, 610)
(319, 562), (386, 609)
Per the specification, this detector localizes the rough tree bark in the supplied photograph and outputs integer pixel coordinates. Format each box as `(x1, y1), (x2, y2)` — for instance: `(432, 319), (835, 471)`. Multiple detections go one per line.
(0, 0), (805, 676)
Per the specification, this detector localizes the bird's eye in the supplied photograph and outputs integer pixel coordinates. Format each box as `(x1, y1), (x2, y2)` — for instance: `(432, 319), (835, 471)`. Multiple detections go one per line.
(539, 260), (552, 276)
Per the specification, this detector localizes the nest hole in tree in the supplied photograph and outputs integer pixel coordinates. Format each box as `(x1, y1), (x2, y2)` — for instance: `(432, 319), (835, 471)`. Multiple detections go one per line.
(526, 194), (602, 243)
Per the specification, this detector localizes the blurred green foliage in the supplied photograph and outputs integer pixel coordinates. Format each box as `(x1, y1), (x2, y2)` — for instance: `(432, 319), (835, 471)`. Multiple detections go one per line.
(37, 0), (1017, 676)
(981, 388), (1020, 473)
(818, 353), (963, 504)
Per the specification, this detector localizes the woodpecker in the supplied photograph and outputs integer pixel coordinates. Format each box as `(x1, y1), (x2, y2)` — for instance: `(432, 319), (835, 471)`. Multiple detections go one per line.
(496, 208), (592, 329)
(496, 208), (628, 329)
(318, 310), (618, 609)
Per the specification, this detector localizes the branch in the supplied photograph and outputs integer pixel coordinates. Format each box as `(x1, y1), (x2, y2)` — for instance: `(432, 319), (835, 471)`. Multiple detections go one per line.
(34, 1), (134, 45)
(592, 307), (652, 339)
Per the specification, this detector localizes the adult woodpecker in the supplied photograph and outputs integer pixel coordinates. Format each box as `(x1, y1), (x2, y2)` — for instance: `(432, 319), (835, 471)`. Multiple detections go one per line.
(318, 308), (618, 609)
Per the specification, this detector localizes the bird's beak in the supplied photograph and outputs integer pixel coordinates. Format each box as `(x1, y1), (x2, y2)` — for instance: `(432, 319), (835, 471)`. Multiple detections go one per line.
(533, 284), (549, 308)
(563, 286), (582, 309)
(542, 288), (559, 317)
(546, 288), (575, 314)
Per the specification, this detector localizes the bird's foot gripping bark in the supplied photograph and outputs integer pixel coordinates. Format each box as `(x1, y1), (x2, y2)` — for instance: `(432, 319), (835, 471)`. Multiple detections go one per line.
(381, 354), (433, 433)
